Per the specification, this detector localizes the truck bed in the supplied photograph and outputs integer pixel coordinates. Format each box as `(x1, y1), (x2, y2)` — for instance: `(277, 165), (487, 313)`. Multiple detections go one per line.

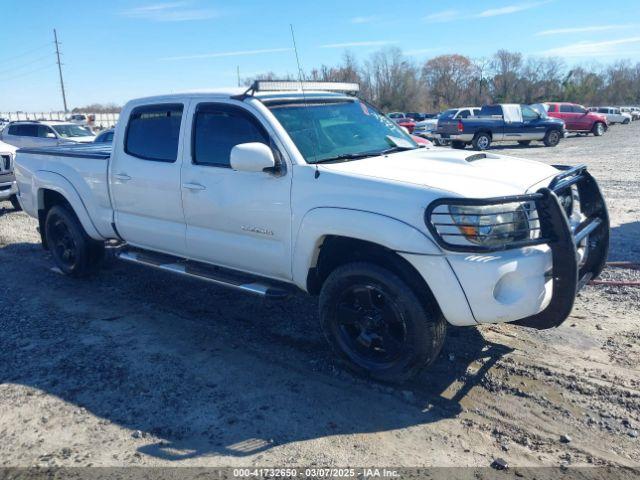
(438, 117), (504, 137)
(15, 142), (116, 239)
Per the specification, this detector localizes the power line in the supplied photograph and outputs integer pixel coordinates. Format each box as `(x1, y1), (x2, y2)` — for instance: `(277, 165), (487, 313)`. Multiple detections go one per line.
(0, 52), (52, 75)
(0, 43), (51, 64)
(0, 63), (57, 82)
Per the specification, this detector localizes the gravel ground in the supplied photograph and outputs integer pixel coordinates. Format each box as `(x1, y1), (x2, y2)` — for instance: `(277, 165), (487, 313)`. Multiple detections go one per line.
(0, 122), (638, 470)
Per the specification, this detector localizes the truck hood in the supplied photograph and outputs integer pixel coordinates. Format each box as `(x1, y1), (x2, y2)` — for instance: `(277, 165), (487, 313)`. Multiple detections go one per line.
(319, 148), (560, 198)
(0, 140), (17, 155)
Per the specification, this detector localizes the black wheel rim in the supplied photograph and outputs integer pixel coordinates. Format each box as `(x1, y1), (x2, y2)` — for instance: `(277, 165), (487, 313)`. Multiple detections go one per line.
(50, 216), (77, 268)
(334, 283), (407, 368)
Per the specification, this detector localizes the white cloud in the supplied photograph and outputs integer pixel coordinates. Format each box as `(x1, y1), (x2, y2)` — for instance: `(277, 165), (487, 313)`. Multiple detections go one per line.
(541, 36), (640, 57)
(122, 1), (219, 21)
(320, 40), (397, 49)
(425, 2), (549, 23)
(536, 24), (637, 36)
(351, 16), (376, 24)
(161, 48), (292, 61)
(424, 10), (460, 23)
(478, 1), (551, 17)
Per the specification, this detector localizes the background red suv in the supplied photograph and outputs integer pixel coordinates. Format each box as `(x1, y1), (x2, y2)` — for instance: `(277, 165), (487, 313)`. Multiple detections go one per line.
(545, 102), (608, 136)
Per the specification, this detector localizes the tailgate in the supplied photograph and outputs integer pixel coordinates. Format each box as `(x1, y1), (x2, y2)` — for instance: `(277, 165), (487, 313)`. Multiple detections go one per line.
(437, 119), (461, 136)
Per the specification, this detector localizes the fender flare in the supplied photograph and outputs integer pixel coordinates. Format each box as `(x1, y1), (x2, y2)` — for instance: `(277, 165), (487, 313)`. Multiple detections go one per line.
(35, 170), (102, 240)
(291, 207), (442, 290)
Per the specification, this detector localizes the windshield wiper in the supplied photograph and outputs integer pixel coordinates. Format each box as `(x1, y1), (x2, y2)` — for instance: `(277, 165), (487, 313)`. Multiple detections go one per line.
(312, 152), (381, 164)
(312, 145), (417, 164)
(378, 146), (417, 155)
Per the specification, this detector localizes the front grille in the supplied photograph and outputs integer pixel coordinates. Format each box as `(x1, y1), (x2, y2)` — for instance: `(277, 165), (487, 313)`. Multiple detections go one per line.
(0, 155), (10, 172)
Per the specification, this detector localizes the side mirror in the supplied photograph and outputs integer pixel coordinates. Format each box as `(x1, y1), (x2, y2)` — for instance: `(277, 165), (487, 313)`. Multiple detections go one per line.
(230, 142), (276, 173)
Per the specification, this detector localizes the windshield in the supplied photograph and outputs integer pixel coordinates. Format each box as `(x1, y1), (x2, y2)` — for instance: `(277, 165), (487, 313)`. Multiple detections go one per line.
(52, 124), (94, 138)
(267, 99), (418, 164)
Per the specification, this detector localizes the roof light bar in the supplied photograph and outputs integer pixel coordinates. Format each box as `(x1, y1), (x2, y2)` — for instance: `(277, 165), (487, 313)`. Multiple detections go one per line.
(253, 81), (360, 94)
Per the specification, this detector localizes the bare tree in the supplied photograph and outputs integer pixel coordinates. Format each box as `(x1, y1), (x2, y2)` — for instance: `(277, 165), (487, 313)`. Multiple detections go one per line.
(490, 50), (523, 102)
(422, 54), (475, 109)
(363, 47), (426, 111)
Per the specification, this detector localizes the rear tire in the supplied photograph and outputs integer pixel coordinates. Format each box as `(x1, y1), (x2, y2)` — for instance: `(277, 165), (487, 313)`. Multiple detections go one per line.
(543, 129), (561, 147)
(45, 205), (104, 277)
(472, 133), (491, 151)
(592, 122), (605, 136)
(451, 141), (466, 149)
(9, 195), (21, 211)
(319, 262), (446, 384)
(517, 140), (532, 146)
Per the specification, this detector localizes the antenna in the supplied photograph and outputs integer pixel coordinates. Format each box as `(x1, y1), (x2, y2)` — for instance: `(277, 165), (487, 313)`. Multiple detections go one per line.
(53, 29), (68, 113)
(236, 65), (241, 87)
(289, 24), (321, 178)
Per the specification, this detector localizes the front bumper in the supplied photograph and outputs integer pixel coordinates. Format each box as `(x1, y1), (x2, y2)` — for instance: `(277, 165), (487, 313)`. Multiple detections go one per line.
(0, 180), (17, 200)
(423, 165), (609, 329)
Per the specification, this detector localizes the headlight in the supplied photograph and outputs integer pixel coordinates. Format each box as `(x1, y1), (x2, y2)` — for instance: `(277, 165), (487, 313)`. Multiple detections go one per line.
(448, 203), (532, 247)
(426, 199), (542, 251)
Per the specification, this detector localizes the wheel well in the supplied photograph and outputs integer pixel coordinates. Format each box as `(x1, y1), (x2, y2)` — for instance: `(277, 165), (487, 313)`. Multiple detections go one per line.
(37, 190), (72, 248)
(474, 130), (492, 139)
(307, 236), (441, 315)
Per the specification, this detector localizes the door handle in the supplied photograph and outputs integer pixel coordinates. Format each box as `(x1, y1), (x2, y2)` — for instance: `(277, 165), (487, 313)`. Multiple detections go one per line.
(114, 173), (131, 181)
(182, 182), (206, 191)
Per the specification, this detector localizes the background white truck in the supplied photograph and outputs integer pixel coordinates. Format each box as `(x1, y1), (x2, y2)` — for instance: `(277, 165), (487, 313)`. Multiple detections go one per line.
(14, 81), (610, 383)
(0, 140), (19, 210)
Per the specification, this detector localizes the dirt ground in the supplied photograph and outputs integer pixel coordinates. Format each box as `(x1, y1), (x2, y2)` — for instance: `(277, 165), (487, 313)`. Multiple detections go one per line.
(0, 121), (638, 470)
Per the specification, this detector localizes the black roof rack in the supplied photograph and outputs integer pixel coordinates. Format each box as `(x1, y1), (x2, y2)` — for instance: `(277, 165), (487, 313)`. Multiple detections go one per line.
(232, 80), (360, 101)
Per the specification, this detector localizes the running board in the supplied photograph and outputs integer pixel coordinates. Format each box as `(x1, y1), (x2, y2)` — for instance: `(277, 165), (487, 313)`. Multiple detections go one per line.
(116, 250), (293, 299)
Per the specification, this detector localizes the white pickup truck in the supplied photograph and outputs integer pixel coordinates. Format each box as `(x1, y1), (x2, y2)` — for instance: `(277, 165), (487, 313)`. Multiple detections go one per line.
(14, 81), (610, 383)
(0, 140), (19, 209)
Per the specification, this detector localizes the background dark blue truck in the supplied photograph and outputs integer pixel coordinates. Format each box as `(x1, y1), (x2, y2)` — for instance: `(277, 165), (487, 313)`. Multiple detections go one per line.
(435, 104), (566, 150)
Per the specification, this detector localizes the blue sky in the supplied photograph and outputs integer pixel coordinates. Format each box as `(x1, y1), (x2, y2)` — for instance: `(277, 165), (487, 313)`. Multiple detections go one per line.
(1, 0), (639, 111)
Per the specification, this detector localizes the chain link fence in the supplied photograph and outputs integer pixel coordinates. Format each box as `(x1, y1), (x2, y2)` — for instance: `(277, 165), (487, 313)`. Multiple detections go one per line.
(0, 112), (120, 129)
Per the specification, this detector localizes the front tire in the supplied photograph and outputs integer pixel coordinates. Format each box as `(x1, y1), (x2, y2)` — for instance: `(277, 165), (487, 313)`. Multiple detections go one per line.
(592, 122), (605, 136)
(319, 262), (446, 384)
(472, 133), (491, 151)
(9, 195), (21, 211)
(623, 118), (631, 125)
(45, 205), (104, 277)
(543, 129), (561, 147)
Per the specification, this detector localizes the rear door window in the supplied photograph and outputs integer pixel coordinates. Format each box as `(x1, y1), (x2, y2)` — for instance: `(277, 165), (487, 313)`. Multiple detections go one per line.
(9, 124), (36, 136)
(125, 104), (184, 162)
(479, 105), (503, 116)
(559, 104), (573, 113)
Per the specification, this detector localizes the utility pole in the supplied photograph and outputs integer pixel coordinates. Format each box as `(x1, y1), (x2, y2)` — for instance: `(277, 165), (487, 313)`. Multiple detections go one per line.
(53, 29), (68, 113)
